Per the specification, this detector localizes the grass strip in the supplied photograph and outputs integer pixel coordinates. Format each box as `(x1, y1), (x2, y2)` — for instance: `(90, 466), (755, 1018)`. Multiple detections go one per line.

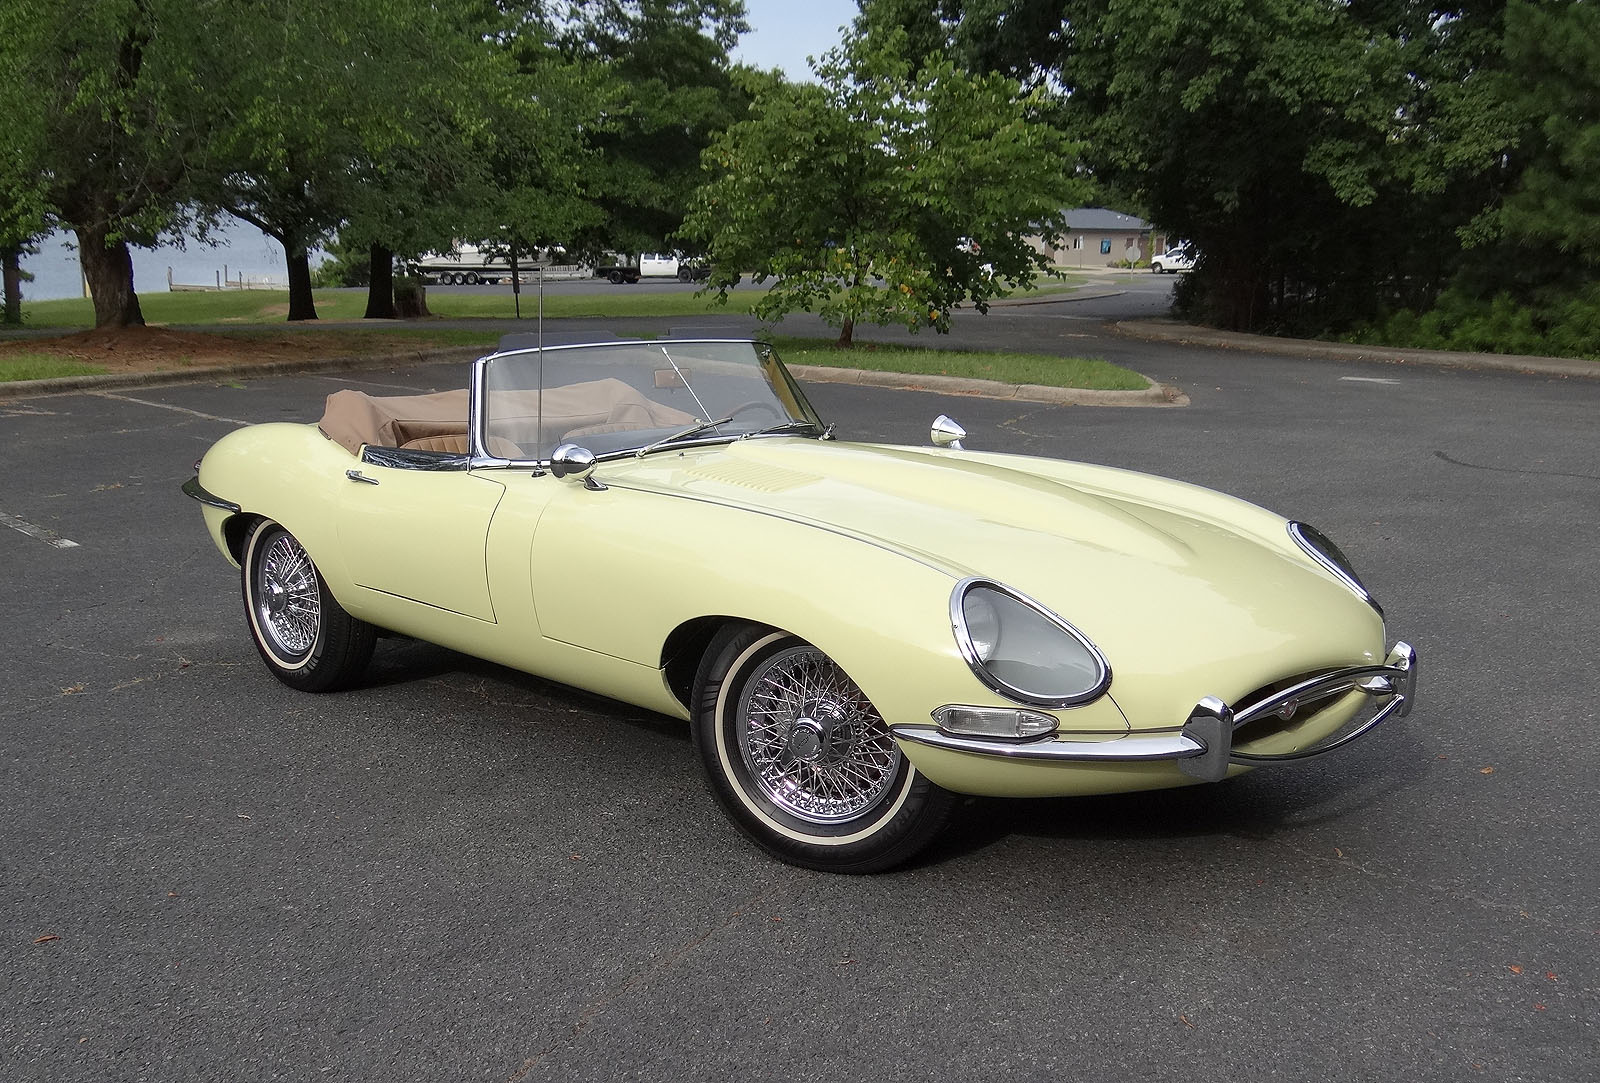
(0, 355), (110, 382)
(770, 336), (1148, 391)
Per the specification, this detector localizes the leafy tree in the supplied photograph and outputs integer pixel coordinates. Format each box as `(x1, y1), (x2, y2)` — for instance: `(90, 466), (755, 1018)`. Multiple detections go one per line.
(861, 0), (1516, 334)
(1487, 0), (1600, 282)
(683, 31), (1084, 346)
(552, 0), (752, 258)
(464, 18), (608, 296)
(0, 0), (210, 327)
(189, 1), (504, 321)
(1353, 1), (1600, 359)
(321, 2), (539, 320)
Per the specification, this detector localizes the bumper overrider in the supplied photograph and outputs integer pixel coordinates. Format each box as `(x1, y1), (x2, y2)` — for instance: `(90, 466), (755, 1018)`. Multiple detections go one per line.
(892, 642), (1417, 784)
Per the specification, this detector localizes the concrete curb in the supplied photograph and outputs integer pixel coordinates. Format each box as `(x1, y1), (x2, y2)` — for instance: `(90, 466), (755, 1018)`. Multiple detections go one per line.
(1115, 318), (1600, 380)
(787, 363), (1188, 407)
(0, 346), (487, 398)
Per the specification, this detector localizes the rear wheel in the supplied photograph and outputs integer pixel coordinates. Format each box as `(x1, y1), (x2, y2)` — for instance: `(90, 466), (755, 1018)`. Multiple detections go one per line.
(693, 625), (954, 873)
(241, 520), (374, 692)
(465, 271), (480, 285)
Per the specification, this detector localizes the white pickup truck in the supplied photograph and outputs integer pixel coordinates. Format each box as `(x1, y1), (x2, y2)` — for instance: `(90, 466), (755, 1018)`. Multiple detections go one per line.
(1151, 243), (1197, 273)
(593, 252), (690, 284)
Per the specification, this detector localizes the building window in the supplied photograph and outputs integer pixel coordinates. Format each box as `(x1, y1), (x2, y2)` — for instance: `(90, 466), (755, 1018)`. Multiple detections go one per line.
(1100, 239), (1112, 255)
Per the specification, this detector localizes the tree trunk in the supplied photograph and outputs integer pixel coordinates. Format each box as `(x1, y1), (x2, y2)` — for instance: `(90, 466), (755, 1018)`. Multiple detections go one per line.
(75, 226), (145, 328)
(364, 243), (396, 319)
(2, 246), (21, 326)
(836, 316), (854, 348)
(285, 245), (317, 321)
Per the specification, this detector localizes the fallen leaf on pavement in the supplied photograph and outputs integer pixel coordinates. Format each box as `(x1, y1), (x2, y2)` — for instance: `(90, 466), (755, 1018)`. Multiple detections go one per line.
(33, 934), (60, 944)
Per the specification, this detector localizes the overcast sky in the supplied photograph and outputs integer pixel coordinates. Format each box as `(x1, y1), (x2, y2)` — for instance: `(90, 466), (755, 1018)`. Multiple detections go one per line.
(732, 0), (858, 80)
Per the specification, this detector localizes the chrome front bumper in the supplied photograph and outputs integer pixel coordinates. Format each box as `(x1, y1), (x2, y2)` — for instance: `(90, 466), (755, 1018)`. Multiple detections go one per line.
(891, 642), (1417, 784)
(182, 476), (241, 514)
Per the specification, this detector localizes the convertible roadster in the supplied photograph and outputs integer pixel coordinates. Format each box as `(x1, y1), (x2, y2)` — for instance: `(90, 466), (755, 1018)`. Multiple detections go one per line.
(184, 337), (1416, 872)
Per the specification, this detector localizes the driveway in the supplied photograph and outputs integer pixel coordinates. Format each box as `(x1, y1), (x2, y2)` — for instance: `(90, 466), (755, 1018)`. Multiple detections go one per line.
(2, 298), (1595, 1081)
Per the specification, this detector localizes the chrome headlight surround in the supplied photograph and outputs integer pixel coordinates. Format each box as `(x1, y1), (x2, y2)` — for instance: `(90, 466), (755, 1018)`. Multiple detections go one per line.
(1288, 521), (1383, 617)
(949, 577), (1111, 709)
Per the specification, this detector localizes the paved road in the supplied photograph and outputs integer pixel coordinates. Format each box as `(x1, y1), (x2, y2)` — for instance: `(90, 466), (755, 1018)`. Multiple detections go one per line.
(2, 294), (1596, 1081)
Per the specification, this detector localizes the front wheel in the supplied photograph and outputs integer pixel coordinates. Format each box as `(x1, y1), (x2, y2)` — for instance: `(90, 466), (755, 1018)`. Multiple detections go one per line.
(241, 520), (375, 692)
(693, 625), (954, 873)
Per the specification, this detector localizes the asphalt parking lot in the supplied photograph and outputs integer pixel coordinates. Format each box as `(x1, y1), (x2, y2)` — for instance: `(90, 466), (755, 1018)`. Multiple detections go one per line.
(2, 294), (1597, 1081)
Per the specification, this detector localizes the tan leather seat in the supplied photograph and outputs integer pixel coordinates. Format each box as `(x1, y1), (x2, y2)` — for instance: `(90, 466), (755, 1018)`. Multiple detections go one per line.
(400, 434), (471, 454)
(398, 433), (525, 457)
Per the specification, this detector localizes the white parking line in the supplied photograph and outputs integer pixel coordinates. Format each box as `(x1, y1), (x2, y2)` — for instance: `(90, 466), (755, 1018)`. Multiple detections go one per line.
(91, 392), (252, 426)
(1339, 376), (1401, 385)
(1, 510), (80, 549)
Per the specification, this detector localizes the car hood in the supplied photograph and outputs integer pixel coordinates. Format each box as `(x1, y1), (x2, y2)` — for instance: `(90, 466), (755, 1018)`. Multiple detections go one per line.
(605, 439), (1386, 728)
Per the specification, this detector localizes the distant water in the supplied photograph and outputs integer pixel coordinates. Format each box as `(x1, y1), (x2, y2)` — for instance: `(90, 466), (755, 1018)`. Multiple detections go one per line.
(18, 217), (301, 302)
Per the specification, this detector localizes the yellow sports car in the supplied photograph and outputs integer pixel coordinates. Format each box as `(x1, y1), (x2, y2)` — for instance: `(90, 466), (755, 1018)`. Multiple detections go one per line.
(183, 338), (1417, 872)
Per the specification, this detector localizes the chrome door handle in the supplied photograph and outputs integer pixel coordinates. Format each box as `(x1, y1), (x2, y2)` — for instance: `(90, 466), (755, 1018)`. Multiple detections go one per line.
(345, 469), (379, 485)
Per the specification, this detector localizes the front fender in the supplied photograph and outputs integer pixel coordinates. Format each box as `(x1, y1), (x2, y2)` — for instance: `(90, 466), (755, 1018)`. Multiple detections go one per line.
(194, 424), (355, 586)
(526, 480), (1131, 738)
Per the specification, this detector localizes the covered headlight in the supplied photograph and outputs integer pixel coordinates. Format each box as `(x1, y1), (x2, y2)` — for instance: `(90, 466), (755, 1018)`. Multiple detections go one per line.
(950, 579), (1111, 708)
(1288, 522), (1382, 616)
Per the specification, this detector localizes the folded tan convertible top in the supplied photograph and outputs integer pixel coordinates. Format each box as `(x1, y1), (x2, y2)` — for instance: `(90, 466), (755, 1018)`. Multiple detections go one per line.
(318, 380), (694, 457)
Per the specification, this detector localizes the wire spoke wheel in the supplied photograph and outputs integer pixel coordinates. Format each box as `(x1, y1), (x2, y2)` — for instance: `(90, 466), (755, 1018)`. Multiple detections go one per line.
(694, 626), (955, 873)
(241, 519), (374, 692)
(737, 646), (901, 824)
(254, 532), (322, 660)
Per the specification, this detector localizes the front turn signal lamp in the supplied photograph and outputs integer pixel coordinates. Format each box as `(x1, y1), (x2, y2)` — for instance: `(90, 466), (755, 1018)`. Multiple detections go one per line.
(933, 705), (1060, 741)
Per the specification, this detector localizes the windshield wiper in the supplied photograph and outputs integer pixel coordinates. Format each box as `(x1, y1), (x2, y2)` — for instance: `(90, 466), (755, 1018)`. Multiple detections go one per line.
(741, 420), (827, 440)
(635, 416), (734, 458)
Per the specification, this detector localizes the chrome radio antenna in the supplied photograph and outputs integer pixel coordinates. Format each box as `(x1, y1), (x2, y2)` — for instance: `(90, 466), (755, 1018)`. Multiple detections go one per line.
(537, 263), (545, 457)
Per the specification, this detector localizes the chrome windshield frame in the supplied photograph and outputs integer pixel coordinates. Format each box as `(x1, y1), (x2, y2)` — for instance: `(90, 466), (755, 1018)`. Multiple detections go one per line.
(465, 338), (821, 470)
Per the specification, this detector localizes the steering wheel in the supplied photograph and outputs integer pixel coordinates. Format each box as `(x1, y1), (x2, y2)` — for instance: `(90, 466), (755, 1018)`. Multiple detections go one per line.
(726, 400), (785, 422)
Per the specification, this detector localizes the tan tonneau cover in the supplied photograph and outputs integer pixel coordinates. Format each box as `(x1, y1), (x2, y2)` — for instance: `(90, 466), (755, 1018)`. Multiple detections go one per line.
(318, 379), (694, 457)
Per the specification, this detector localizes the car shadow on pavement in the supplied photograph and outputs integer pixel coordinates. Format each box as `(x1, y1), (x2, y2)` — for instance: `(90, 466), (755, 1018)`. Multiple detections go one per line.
(359, 634), (689, 743)
(914, 728), (1433, 869)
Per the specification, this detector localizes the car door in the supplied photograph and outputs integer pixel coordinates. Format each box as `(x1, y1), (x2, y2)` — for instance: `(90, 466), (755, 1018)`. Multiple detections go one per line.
(336, 460), (506, 621)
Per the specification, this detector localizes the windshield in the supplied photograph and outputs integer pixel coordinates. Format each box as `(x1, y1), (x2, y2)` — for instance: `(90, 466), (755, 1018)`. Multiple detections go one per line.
(479, 340), (825, 461)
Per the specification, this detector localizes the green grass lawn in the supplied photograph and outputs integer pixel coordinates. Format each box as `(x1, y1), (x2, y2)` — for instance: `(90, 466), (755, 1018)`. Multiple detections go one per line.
(4, 280), (1138, 391)
(12, 274), (1096, 331)
(1007, 274), (1088, 297)
(770, 337), (1149, 391)
(214, 326), (502, 350)
(0, 355), (110, 382)
(14, 285), (753, 329)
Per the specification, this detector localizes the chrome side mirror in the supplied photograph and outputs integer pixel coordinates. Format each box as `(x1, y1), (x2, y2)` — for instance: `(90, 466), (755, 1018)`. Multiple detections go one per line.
(550, 443), (606, 490)
(930, 415), (967, 451)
